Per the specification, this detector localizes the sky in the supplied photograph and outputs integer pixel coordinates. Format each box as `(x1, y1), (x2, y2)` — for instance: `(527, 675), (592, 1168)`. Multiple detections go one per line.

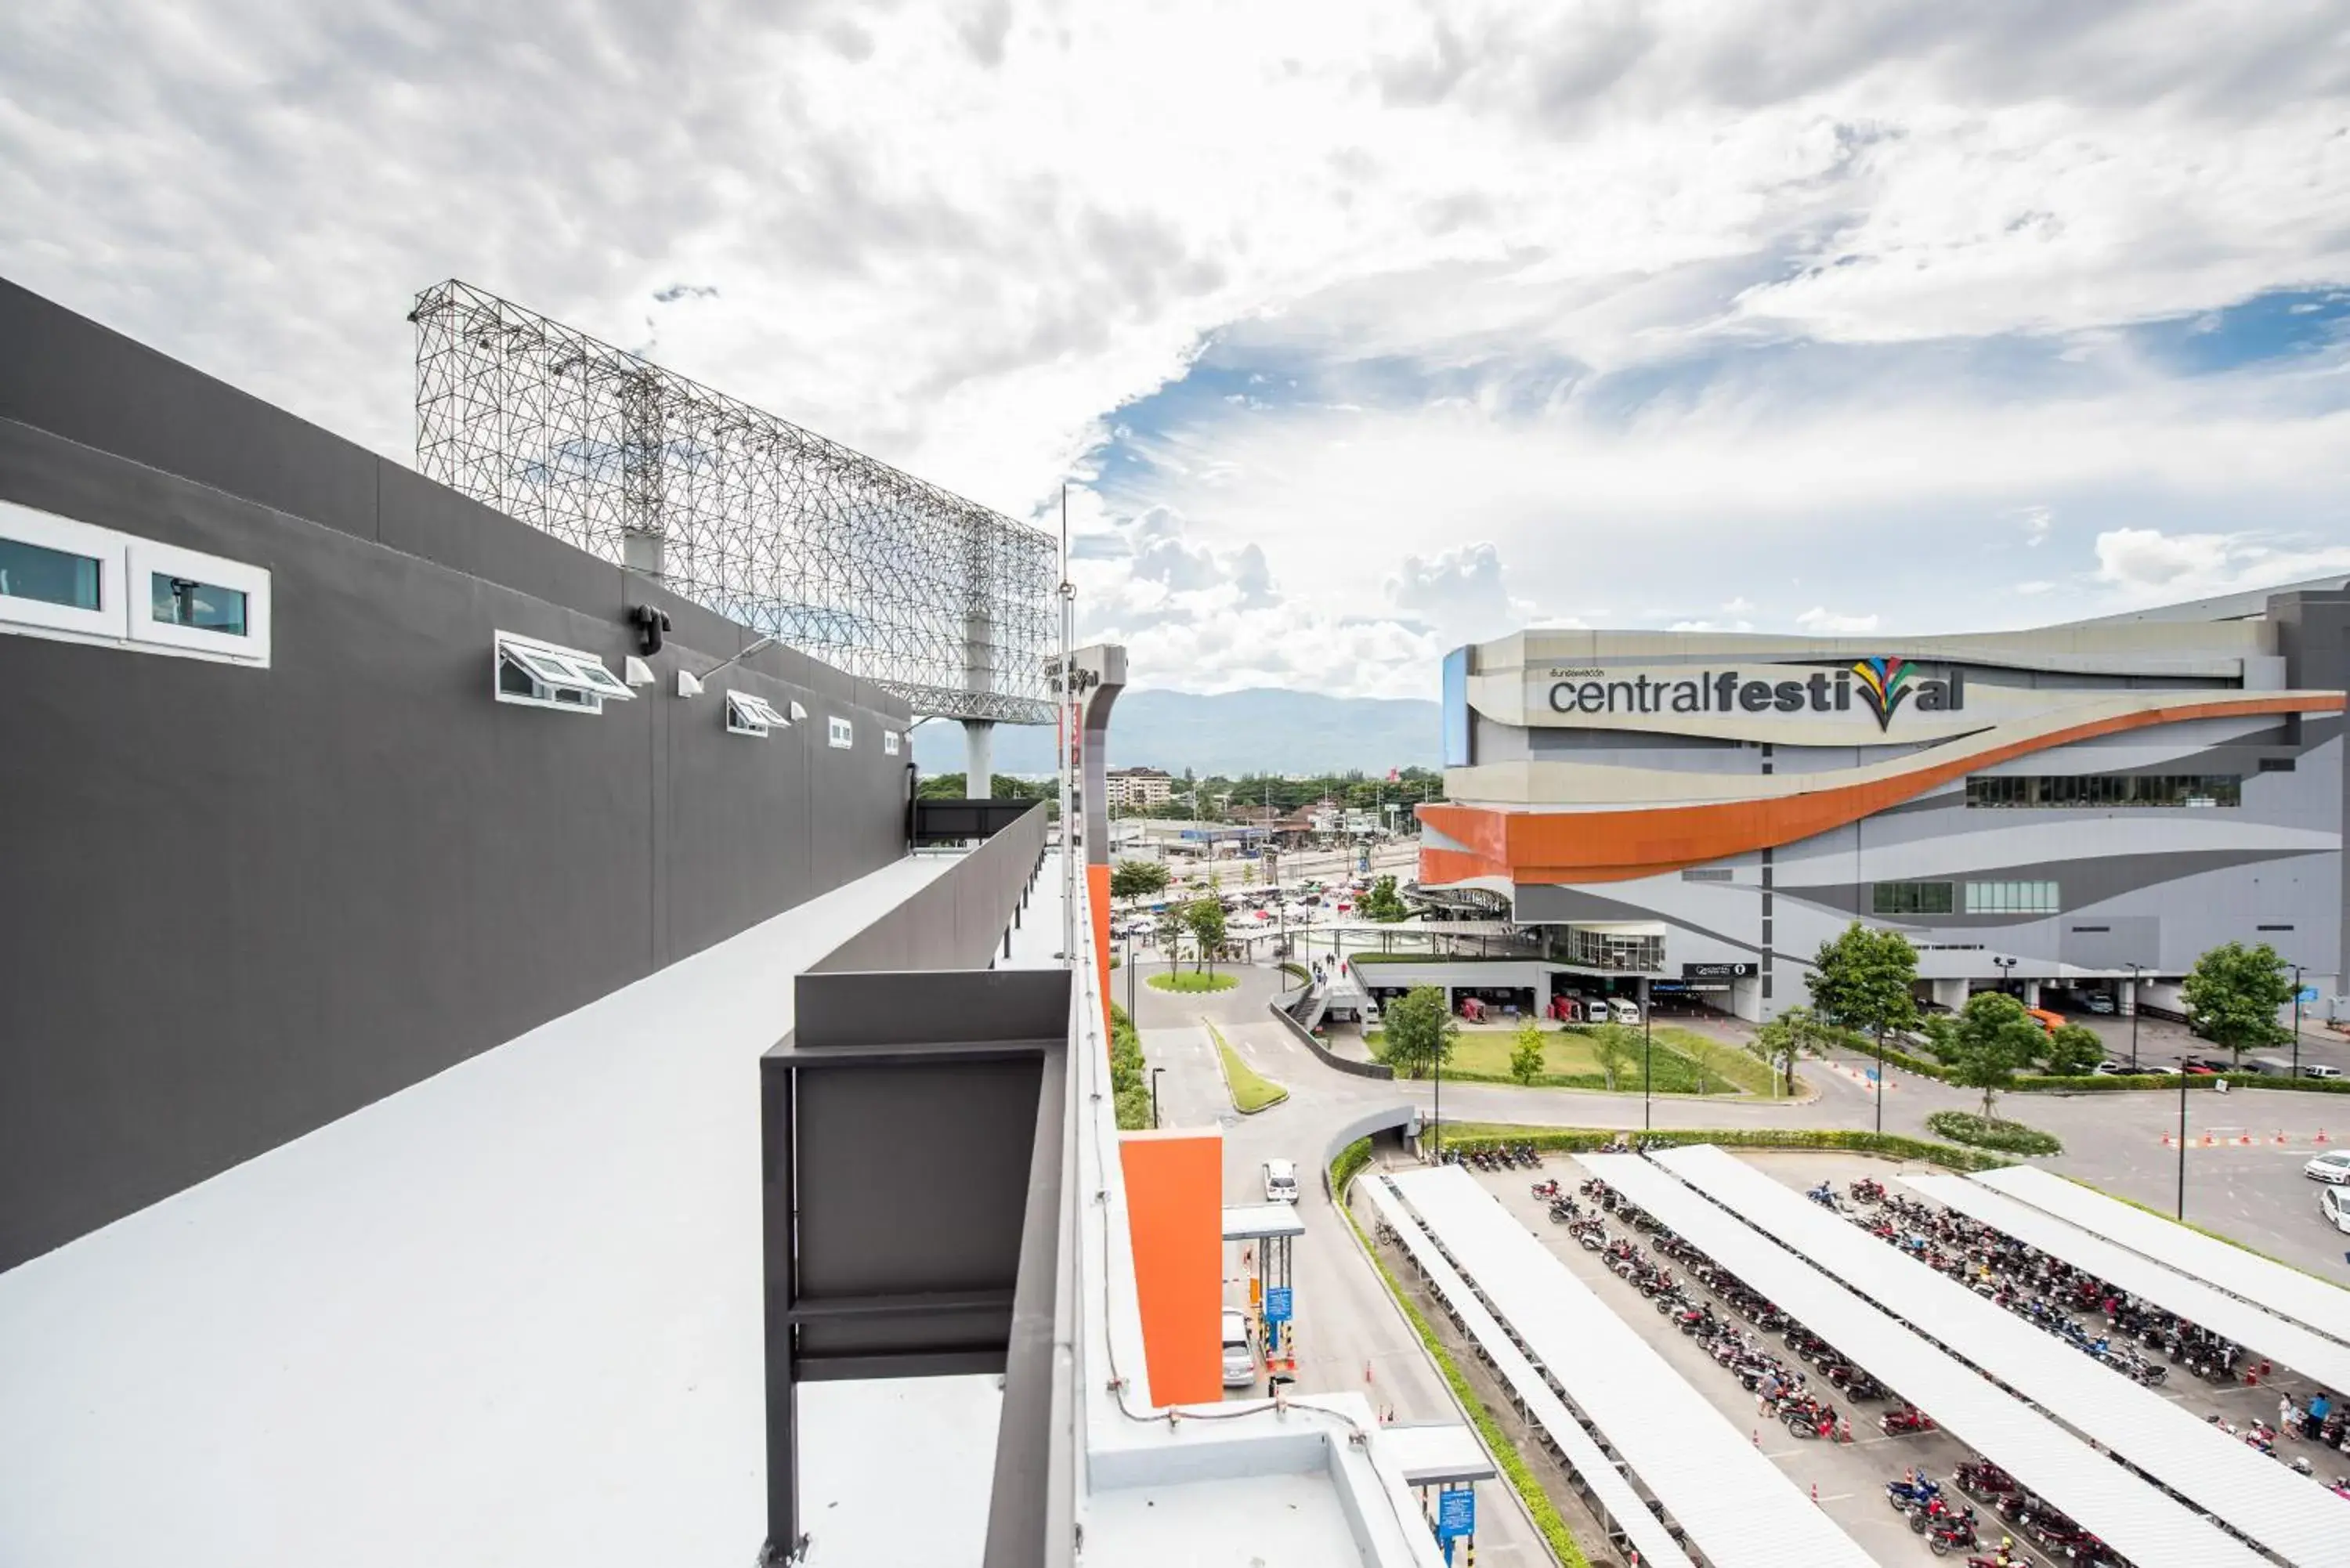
(5, 1), (2349, 699)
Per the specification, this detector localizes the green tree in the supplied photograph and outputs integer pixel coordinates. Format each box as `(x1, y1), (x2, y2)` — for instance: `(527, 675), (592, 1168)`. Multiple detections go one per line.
(1110, 859), (1170, 901)
(1509, 1021), (1547, 1086)
(1381, 985), (1457, 1080)
(1808, 923), (1920, 1052)
(2181, 940), (2296, 1064)
(1752, 1005), (1828, 1094)
(1184, 896), (1228, 975)
(1589, 1022), (1639, 1092)
(1944, 992), (2046, 1118)
(1360, 874), (1409, 923)
(2044, 1022), (2104, 1077)
(1153, 905), (1184, 962)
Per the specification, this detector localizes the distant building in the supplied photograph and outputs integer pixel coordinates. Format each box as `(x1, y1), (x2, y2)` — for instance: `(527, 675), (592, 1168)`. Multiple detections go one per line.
(1104, 765), (1175, 810)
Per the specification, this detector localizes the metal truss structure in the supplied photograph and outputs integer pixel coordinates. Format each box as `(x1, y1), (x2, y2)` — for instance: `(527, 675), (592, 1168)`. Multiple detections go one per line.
(410, 279), (1054, 723)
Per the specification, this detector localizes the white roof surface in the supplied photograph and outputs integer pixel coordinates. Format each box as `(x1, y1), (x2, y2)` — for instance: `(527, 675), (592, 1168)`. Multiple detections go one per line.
(1222, 1202), (1308, 1241)
(1386, 1165), (1875, 1568)
(1904, 1172), (2350, 1394)
(1654, 1144), (2350, 1568)
(1585, 1156), (2269, 1568)
(1976, 1163), (2350, 1346)
(1376, 1422), (1500, 1487)
(1361, 1174), (1693, 1568)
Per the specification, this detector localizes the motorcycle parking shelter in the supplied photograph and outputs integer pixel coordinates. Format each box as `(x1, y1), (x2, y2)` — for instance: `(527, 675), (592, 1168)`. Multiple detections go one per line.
(1360, 1174), (1695, 1568)
(1653, 1143), (2343, 1568)
(1976, 1163), (2350, 1346)
(1904, 1172), (2350, 1394)
(1585, 1154), (2269, 1568)
(1383, 1165), (1878, 1568)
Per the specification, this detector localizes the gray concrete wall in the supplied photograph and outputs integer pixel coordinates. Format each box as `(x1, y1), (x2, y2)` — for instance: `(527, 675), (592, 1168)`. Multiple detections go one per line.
(0, 283), (913, 1272)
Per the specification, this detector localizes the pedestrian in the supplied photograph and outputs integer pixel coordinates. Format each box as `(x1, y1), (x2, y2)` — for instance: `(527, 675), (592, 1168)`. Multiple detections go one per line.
(2282, 1395), (2298, 1436)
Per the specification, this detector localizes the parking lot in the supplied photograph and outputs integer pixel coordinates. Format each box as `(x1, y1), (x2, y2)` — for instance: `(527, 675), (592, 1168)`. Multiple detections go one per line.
(1370, 1146), (2348, 1566)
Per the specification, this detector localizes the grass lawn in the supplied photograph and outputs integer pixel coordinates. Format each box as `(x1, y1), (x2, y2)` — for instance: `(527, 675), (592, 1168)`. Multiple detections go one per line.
(1209, 1024), (1288, 1112)
(1362, 1021), (1781, 1096)
(1148, 969), (1239, 994)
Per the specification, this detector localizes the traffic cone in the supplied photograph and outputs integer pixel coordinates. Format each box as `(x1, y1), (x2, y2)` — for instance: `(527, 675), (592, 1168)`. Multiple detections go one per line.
(2161, 1131), (2173, 1147)
(2240, 1133), (2255, 1146)
(1754, 1429), (1761, 1447)
(2276, 1130), (2288, 1146)
(1811, 1481), (1819, 1504)
(2320, 1129), (2332, 1143)
(2204, 1133), (2216, 1147)
(1365, 1360), (1374, 1385)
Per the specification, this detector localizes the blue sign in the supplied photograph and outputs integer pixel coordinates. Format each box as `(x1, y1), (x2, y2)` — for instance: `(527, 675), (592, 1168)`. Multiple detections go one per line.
(1264, 1286), (1292, 1325)
(2301, 985), (2322, 1003)
(1437, 1487), (1475, 1541)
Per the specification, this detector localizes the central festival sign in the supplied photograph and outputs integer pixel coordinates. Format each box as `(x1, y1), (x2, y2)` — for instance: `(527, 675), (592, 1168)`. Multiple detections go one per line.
(1545, 659), (1964, 732)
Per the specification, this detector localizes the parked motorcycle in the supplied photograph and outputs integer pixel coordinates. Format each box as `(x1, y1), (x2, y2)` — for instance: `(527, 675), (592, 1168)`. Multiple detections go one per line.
(1881, 1404), (1938, 1436)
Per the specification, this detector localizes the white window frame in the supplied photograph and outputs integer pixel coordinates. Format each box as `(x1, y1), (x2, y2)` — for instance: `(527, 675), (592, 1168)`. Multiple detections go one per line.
(726, 690), (790, 738)
(827, 715), (854, 750)
(128, 537), (273, 663)
(884, 730), (901, 756)
(0, 499), (125, 643)
(494, 630), (635, 715)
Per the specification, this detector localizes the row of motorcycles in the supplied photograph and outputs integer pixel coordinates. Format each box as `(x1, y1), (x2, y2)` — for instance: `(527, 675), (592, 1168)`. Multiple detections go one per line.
(1441, 1142), (1543, 1172)
(1950, 1459), (2124, 1567)
(1881, 1472), (1987, 1558)
(1845, 1180), (2236, 1389)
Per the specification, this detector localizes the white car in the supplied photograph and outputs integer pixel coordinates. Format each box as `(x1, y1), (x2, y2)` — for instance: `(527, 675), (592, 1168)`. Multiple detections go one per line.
(1263, 1158), (1300, 1203)
(2084, 993), (2117, 1014)
(2323, 1186), (2350, 1234)
(2305, 1151), (2350, 1185)
(1220, 1309), (1256, 1387)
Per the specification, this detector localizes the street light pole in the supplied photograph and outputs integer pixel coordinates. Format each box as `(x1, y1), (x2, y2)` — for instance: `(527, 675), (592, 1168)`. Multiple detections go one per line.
(1151, 1066), (1165, 1129)
(1432, 1031), (1443, 1163)
(2293, 963), (2306, 1081)
(1642, 977), (1654, 1133)
(2127, 962), (2144, 1072)
(2175, 1056), (2189, 1220)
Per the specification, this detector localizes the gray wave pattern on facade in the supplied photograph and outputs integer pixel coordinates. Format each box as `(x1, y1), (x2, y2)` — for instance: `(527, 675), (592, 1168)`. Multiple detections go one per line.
(411, 280), (1056, 724)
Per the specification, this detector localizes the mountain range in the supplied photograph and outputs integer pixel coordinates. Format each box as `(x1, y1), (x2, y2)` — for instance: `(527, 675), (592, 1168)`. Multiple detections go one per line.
(911, 687), (1441, 777)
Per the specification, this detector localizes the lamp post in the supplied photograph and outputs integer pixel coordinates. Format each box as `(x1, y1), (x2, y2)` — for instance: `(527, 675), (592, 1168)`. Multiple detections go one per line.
(1150, 1066), (1165, 1129)
(1125, 932), (1136, 1019)
(1642, 976), (1654, 1133)
(2126, 961), (2145, 1072)
(1992, 954), (2016, 995)
(1431, 1026), (1443, 1163)
(2290, 963), (2307, 1081)
(2175, 1056), (2189, 1220)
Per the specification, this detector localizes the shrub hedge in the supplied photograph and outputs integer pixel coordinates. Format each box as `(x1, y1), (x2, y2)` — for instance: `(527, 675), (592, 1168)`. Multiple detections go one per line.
(1924, 1110), (2063, 1155)
(1108, 1003), (1151, 1129)
(1426, 1122), (2016, 1172)
(1148, 970), (1239, 994)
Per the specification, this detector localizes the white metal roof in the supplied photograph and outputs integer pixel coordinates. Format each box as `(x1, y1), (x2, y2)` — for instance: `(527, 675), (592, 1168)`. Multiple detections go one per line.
(1376, 1423), (1500, 1488)
(1903, 1172), (2350, 1394)
(1385, 1166), (1875, 1568)
(1654, 1144), (2350, 1567)
(1359, 1175), (1694, 1568)
(1975, 1163), (2350, 1347)
(1221, 1203), (1308, 1241)
(1584, 1156), (2269, 1568)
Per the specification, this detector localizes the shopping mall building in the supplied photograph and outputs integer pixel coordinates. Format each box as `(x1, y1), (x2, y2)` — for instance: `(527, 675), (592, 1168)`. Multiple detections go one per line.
(1416, 585), (2350, 1022)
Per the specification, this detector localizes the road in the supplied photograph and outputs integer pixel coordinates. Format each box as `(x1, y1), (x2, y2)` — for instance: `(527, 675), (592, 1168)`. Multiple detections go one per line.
(1130, 957), (2350, 1566)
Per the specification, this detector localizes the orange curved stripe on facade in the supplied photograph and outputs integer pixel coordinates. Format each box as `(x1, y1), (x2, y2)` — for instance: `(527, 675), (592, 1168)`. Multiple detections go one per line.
(1421, 694), (2342, 886)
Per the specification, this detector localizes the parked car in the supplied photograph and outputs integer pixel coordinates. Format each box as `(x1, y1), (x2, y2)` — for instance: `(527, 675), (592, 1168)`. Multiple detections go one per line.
(2084, 992), (2117, 1014)
(1609, 998), (1642, 1025)
(2303, 1064), (2345, 1080)
(2092, 1060), (2135, 1076)
(2305, 1151), (2350, 1185)
(2323, 1184), (2350, 1235)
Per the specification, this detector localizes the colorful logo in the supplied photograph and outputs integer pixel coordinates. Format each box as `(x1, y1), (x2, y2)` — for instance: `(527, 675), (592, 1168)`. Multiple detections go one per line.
(1851, 657), (1915, 731)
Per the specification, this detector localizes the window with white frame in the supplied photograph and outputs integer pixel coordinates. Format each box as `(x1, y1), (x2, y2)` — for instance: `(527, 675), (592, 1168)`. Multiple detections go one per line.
(0, 498), (269, 665)
(827, 715), (853, 749)
(1963, 880), (2059, 916)
(725, 690), (790, 738)
(883, 730), (900, 756)
(494, 631), (634, 714)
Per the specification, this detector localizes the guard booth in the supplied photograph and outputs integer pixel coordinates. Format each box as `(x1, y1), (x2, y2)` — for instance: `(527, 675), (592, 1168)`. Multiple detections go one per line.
(1381, 1422), (1496, 1565)
(1222, 1202), (1305, 1378)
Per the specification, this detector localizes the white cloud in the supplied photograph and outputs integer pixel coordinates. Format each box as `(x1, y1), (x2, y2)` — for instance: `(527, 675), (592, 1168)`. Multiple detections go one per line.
(1795, 606), (1882, 634)
(1670, 619), (1755, 633)
(4, 1), (2348, 699)
(2091, 526), (2350, 602)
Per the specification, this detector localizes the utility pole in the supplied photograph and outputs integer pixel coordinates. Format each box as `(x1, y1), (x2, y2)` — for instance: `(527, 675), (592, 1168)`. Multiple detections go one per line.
(2127, 962), (2145, 1071)
(2176, 1056), (2189, 1219)
(2292, 962), (2307, 1080)
(1642, 976), (1654, 1132)
(1151, 1066), (1165, 1129)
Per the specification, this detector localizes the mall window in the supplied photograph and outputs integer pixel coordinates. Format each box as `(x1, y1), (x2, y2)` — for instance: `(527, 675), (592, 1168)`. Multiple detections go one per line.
(126, 537), (271, 663)
(0, 500), (270, 665)
(494, 630), (634, 714)
(1964, 880), (2059, 915)
(0, 500), (122, 643)
(1871, 881), (1953, 916)
(1965, 774), (2240, 807)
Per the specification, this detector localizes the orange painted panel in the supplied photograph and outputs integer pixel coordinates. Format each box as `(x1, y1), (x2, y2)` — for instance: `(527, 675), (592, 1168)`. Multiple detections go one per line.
(1118, 1129), (1224, 1406)
(1089, 862), (1114, 1036)
(1420, 695), (2341, 884)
